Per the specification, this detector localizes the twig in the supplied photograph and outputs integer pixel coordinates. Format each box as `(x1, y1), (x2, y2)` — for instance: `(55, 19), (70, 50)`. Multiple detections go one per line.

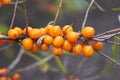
(7, 47), (24, 71)
(53, 0), (63, 25)
(96, 51), (120, 66)
(81, 0), (95, 30)
(15, 54), (54, 72)
(0, 44), (12, 51)
(10, 1), (23, 4)
(10, 0), (19, 29)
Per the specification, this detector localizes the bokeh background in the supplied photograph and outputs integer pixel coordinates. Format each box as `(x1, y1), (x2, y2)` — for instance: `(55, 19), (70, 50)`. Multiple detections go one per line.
(0, 0), (120, 80)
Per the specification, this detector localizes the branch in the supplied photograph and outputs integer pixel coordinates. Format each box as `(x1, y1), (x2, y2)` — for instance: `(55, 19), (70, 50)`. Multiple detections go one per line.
(96, 51), (120, 67)
(7, 47), (24, 71)
(81, 0), (95, 30)
(10, 0), (19, 29)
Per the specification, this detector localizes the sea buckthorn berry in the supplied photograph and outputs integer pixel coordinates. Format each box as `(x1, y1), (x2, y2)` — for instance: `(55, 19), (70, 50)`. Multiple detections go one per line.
(40, 43), (49, 51)
(62, 40), (72, 51)
(8, 29), (19, 39)
(22, 38), (33, 50)
(81, 26), (95, 38)
(12, 73), (20, 80)
(31, 42), (39, 53)
(72, 44), (83, 56)
(66, 31), (79, 43)
(14, 27), (22, 36)
(0, 68), (8, 75)
(92, 41), (103, 51)
(45, 25), (53, 33)
(39, 28), (47, 36)
(0, 76), (7, 80)
(53, 36), (64, 47)
(2, 0), (12, 4)
(62, 25), (73, 34)
(83, 45), (94, 57)
(23, 26), (32, 35)
(29, 28), (41, 39)
(49, 25), (62, 37)
(52, 46), (63, 56)
(43, 35), (54, 45)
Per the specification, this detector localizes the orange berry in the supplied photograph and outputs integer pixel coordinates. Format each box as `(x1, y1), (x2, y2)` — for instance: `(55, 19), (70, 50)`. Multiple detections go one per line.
(0, 35), (7, 45)
(52, 46), (63, 56)
(66, 31), (79, 43)
(62, 25), (73, 34)
(14, 27), (22, 36)
(31, 42), (39, 53)
(2, 0), (11, 4)
(43, 35), (53, 45)
(49, 25), (62, 37)
(53, 36), (64, 47)
(45, 25), (53, 33)
(62, 40), (72, 51)
(22, 38), (33, 50)
(23, 26), (32, 35)
(72, 44), (83, 56)
(83, 45), (94, 57)
(0, 68), (8, 75)
(8, 29), (19, 39)
(12, 73), (20, 80)
(40, 43), (49, 51)
(39, 28), (47, 36)
(0, 77), (7, 80)
(29, 28), (41, 39)
(81, 26), (95, 38)
(92, 41), (103, 51)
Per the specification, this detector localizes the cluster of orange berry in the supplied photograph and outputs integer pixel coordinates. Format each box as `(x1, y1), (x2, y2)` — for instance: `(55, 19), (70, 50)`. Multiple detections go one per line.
(0, 68), (20, 80)
(0, 0), (11, 7)
(5, 25), (103, 57)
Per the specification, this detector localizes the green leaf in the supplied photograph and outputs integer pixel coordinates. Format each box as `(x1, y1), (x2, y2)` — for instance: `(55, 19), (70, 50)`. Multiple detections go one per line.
(54, 56), (67, 73)
(0, 24), (9, 34)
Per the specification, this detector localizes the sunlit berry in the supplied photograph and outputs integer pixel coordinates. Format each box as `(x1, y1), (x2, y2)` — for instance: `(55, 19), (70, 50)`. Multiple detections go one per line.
(62, 40), (72, 51)
(43, 35), (54, 45)
(45, 25), (53, 33)
(22, 38), (33, 50)
(62, 25), (73, 34)
(39, 28), (47, 36)
(23, 26), (32, 35)
(81, 26), (95, 38)
(72, 44), (83, 56)
(0, 68), (8, 75)
(31, 42), (39, 53)
(14, 27), (22, 36)
(29, 28), (41, 39)
(66, 31), (79, 43)
(52, 46), (63, 56)
(53, 36), (64, 47)
(92, 41), (103, 51)
(12, 73), (20, 80)
(8, 29), (19, 39)
(40, 43), (49, 51)
(83, 45), (94, 57)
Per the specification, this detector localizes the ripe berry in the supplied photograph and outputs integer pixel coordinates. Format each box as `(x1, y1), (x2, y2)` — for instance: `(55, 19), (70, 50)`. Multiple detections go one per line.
(92, 41), (103, 51)
(14, 27), (22, 36)
(12, 73), (20, 80)
(43, 35), (54, 45)
(45, 25), (53, 33)
(39, 28), (47, 36)
(0, 77), (7, 80)
(23, 26), (32, 35)
(49, 25), (62, 37)
(83, 45), (94, 57)
(31, 42), (39, 53)
(52, 46), (63, 56)
(0, 68), (8, 75)
(22, 38), (33, 50)
(2, 0), (12, 4)
(62, 25), (73, 34)
(66, 31), (79, 43)
(8, 29), (19, 39)
(53, 36), (64, 47)
(72, 44), (83, 56)
(29, 28), (41, 39)
(81, 26), (95, 38)
(40, 43), (49, 51)
(62, 40), (72, 51)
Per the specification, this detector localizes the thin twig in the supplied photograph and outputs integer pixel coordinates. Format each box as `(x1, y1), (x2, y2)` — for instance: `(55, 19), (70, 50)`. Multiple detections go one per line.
(81, 0), (95, 30)
(10, 0), (19, 29)
(0, 44), (12, 51)
(15, 54), (54, 72)
(53, 0), (63, 25)
(7, 47), (24, 71)
(10, 1), (23, 4)
(96, 51), (120, 66)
